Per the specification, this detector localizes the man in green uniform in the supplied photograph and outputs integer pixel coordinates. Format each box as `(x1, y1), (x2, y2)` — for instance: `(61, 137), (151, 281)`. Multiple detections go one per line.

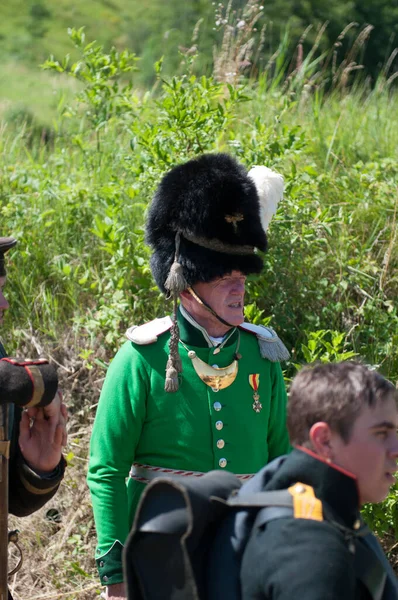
(235, 362), (398, 600)
(87, 153), (291, 600)
(0, 236), (67, 599)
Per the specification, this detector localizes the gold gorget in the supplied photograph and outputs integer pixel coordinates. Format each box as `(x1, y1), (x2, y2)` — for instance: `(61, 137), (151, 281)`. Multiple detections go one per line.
(187, 350), (238, 391)
(180, 329), (241, 391)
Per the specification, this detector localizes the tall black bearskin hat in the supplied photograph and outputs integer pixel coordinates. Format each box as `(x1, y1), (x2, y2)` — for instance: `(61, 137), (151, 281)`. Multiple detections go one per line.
(145, 153), (284, 295)
(0, 237), (17, 277)
(145, 153), (284, 394)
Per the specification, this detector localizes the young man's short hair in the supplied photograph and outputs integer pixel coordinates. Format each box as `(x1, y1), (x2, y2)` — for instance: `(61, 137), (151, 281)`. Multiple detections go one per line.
(287, 361), (397, 447)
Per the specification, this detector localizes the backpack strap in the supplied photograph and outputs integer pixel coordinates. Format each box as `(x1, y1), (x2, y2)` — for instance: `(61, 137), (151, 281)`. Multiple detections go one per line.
(229, 490), (295, 532)
(228, 485), (324, 535)
(354, 538), (387, 600)
(227, 483), (323, 523)
(324, 514), (388, 600)
(227, 489), (293, 509)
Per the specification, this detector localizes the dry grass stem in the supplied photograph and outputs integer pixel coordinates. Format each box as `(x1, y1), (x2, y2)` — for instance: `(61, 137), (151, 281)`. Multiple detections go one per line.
(379, 194), (398, 292)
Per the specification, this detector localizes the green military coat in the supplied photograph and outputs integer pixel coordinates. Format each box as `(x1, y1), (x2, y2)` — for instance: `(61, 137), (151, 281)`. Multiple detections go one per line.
(87, 310), (290, 585)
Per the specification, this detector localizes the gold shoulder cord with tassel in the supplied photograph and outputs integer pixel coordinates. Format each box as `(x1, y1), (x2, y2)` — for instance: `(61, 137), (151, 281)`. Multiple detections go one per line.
(164, 232), (187, 392)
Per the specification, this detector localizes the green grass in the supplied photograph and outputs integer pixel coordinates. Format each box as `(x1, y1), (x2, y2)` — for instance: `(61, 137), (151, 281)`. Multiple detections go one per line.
(0, 0), (214, 122)
(0, 0), (136, 63)
(0, 60), (79, 126)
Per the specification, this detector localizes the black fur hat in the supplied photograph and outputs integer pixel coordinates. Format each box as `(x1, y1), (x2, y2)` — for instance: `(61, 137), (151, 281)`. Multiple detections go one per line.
(146, 153), (283, 293)
(145, 153), (284, 393)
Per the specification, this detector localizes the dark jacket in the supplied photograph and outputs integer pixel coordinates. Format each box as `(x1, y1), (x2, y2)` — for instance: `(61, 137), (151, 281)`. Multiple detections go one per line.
(238, 448), (398, 600)
(1, 341), (65, 600)
(0, 341), (65, 515)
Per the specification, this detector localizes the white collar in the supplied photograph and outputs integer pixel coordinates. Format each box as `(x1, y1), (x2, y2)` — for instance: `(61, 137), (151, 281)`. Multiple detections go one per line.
(179, 305), (236, 349)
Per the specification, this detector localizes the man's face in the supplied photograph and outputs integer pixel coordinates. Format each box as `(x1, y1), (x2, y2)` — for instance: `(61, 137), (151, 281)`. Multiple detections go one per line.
(330, 396), (398, 504)
(0, 276), (9, 326)
(193, 271), (247, 327)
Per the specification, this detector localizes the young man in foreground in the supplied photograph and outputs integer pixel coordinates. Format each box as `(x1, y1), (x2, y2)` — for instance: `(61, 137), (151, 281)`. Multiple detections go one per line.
(236, 362), (398, 600)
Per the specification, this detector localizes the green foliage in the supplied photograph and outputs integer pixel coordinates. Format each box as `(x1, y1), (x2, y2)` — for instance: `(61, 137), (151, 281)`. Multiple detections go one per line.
(298, 330), (357, 364)
(42, 27), (139, 150)
(363, 486), (398, 538)
(129, 68), (251, 170)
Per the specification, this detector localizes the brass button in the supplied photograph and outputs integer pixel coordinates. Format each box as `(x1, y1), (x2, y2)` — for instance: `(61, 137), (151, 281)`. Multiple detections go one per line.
(219, 458), (227, 468)
(212, 364), (219, 368)
(188, 350), (196, 359)
(217, 439), (225, 449)
(213, 401), (222, 411)
(215, 420), (224, 430)
(103, 576), (109, 582)
(294, 484), (306, 494)
(353, 519), (361, 530)
(99, 561), (104, 567)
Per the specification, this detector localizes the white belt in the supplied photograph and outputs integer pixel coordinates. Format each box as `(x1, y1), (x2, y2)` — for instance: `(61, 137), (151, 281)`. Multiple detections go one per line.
(129, 462), (254, 483)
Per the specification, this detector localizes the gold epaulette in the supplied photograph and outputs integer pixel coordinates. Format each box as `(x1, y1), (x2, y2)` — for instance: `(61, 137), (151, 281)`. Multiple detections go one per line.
(288, 482), (323, 521)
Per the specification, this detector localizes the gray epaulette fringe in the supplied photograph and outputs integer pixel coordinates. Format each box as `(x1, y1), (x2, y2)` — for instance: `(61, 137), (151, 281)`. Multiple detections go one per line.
(240, 323), (290, 362)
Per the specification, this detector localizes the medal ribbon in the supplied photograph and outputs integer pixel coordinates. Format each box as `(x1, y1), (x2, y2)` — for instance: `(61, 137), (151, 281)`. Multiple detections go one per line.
(249, 374), (262, 413)
(249, 373), (259, 391)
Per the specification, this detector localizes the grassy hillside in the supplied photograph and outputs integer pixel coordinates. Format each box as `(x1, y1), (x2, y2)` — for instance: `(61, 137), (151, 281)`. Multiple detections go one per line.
(0, 0), (133, 124)
(0, 0), (214, 125)
(0, 0), (136, 63)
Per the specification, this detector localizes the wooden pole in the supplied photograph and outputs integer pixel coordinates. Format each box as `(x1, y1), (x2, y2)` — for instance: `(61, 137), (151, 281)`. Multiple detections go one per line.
(0, 403), (10, 600)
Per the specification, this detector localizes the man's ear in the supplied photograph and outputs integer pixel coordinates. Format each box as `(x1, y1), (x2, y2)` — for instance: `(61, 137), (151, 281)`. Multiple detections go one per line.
(179, 290), (191, 300)
(309, 422), (333, 460)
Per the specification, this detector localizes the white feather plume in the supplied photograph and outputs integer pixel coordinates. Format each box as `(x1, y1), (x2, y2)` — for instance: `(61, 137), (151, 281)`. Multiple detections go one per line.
(248, 165), (284, 233)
